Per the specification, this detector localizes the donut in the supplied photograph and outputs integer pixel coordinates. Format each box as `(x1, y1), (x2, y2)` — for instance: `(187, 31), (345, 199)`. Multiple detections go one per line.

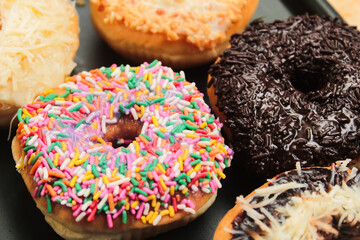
(0, 0), (79, 126)
(208, 14), (360, 177)
(89, 0), (258, 68)
(214, 160), (360, 240)
(12, 61), (233, 239)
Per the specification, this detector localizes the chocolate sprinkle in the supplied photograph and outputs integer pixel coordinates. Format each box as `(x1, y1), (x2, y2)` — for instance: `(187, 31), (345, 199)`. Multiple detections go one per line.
(230, 166), (360, 240)
(208, 15), (360, 177)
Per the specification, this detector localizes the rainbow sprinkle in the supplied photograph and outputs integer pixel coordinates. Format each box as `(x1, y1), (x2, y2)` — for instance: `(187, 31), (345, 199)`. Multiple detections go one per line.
(16, 61), (233, 227)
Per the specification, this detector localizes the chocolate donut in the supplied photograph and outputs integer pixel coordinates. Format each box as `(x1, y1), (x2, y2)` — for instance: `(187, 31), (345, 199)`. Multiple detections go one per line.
(214, 161), (360, 239)
(208, 14), (360, 177)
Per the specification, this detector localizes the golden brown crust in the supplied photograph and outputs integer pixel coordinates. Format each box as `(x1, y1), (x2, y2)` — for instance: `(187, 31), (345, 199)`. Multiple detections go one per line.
(90, 0), (258, 68)
(12, 131), (217, 239)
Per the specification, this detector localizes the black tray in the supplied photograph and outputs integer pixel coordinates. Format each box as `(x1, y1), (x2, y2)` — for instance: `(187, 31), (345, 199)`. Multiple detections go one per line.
(0, 1), (340, 239)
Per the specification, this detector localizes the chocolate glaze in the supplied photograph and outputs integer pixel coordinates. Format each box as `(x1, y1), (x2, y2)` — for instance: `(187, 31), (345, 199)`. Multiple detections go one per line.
(208, 15), (360, 177)
(231, 167), (360, 239)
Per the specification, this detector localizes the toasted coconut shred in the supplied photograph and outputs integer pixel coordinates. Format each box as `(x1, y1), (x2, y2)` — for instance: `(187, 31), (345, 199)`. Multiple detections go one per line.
(229, 161), (360, 240)
(0, 0), (78, 108)
(92, 0), (247, 49)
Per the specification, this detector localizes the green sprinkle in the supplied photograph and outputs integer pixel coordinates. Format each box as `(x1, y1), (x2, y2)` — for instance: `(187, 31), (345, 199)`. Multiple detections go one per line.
(75, 183), (82, 192)
(169, 136), (175, 144)
(214, 161), (219, 168)
(175, 77), (185, 82)
(192, 101), (200, 110)
(125, 101), (136, 109)
(134, 188), (148, 196)
(69, 103), (83, 112)
(155, 150), (163, 156)
(57, 133), (69, 138)
(31, 151), (44, 165)
(180, 115), (194, 121)
(53, 180), (68, 192)
(190, 153), (201, 159)
(130, 178), (139, 187)
(86, 94), (94, 103)
(56, 198), (62, 204)
(120, 64), (125, 72)
(24, 116), (30, 124)
(140, 150), (148, 156)
(37, 185), (44, 197)
(91, 164), (100, 178)
(122, 211), (127, 224)
(140, 134), (152, 141)
(23, 145), (36, 152)
(48, 113), (60, 119)
(75, 118), (86, 128)
(166, 122), (175, 126)
(145, 80), (151, 89)
(46, 157), (56, 169)
(189, 159), (201, 166)
(119, 104), (126, 114)
(82, 160), (89, 169)
(101, 67), (113, 78)
(146, 60), (159, 69)
(151, 97), (165, 104)
(207, 116), (215, 124)
(17, 109), (24, 122)
(206, 146), (212, 152)
(200, 137), (211, 141)
(156, 131), (165, 138)
(90, 183), (95, 194)
(46, 194), (52, 213)
(135, 101), (148, 106)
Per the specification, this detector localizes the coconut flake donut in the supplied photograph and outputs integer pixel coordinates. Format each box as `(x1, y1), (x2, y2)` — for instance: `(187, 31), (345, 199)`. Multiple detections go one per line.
(12, 61), (233, 240)
(0, 0), (79, 126)
(89, 0), (258, 68)
(208, 15), (360, 178)
(214, 160), (360, 240)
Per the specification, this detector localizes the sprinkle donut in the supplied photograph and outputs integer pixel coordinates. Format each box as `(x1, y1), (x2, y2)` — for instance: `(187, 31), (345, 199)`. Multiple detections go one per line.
(208, 15), (360, 177)
(12, 61), (233, 239)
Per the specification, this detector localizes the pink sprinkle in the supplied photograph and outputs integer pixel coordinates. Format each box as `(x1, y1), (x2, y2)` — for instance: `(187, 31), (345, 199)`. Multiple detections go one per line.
(107, 214), (113, 228)
(113, 206), (125, 219)
(131, 208), (136, 215)
(165, 181), (177, 186)
(187, 200), (195, 209)
(41, 158), (50, 170)
(119, 189), (127, 199)
(99, 190), (108, 198)
(152, 171), (159, 182)
(129, 193), (136, 200)
(142, 187), (154, 195)
(69, 191), (83, 204)
(138, 195), (147, 202)
(33, 187), (39, 198)
(73, 204), (82, 217)
(41, 183), (47, 196)
(136, 202), (145, 219)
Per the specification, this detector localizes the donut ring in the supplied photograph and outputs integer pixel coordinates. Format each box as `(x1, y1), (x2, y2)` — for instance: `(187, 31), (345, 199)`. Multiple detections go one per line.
(12, 61), (233, 239)
(214, 160), (360, 239)
(89, 0), (258, 68)
(0, 0), (79, 126)
(208, 15), (360, 177)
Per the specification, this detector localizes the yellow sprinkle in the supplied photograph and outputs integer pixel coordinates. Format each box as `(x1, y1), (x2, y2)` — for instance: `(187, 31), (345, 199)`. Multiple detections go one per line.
(90, 88), (94, 93)
(54, 97), (65, 101)
(109, 105), (114, 119)
(81, 174), (95, 181)
(93, 190), (102, 200)
(92, 122), (97, 130)
(210, 140), (217, 145)
(182, 187), (188, 195)
(186, 168), (194, 176)
(169, 206), (175, 217)
(135, 167), (140, 173)
(194, 163), (202, 172)
(73, 97), (80, 103)
(102, 175), (110, 185)
(156, 84), (161, 95)
(148, 72), (153, 85)
(157, 163), (166, 174)
(112, 66), (116, 71)
(133, 141), (140, 152)
(135, 66), (140, 73)
(68, 149), (80, 168)
(200, 122), (207, 128)
(146, 195), (156, 202)
(152, 198), (156, 207)
(154, 202), (161, 211)
(140, 105), (145, 115)
(53, 153), (59, 167)
(75, 154), (90, 165)
(178, 156), (183, 171)
(152, 116), (159, 127)
(42, 89), (54, 95)
(28, 153), (35, 165)
(199, 149), (206, 154)
(159, 127), (167, 133)
(22, 108), (33, 118)
(141, 216), (147, 224)
(131, 200), (139, 209)
(125, 202), (130, 211)
(149, 211), (158, 224)
(97, 137), (106, 144)
(72, 200), (77, 205)
(160, 210), (169, 216)
(159, 177), (168, 191)
(111, 168), (118, 177)
(36, 108), (43, 113)
(216, 168), (226, 179)
(170, 186), (175, 196)
(61, 142), (67, 152)
(106, 92), (112, 100)
(183, 149), (189, 159)
(146, 211), (154, 221)
(70, 175), (78, 187)
(143, 73), (148, 82)
(186, 134), (198, 139)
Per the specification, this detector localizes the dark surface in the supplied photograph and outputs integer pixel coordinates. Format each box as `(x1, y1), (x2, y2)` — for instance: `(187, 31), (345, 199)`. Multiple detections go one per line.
(0, 1), (340, 239)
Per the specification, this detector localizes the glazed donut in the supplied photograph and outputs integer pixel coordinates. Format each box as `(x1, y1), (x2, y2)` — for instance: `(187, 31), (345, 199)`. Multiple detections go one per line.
(0, 0), (79, 126)
(89, 0), (258, 68)
(12, 61), (233, 239)
(208, 14), (360, 177)
(214, 160), (360, 240)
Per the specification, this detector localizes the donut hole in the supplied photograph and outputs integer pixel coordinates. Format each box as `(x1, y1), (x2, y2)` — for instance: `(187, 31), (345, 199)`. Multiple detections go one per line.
(290, 68), (328, 94)
(103, 117), (143, 149)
